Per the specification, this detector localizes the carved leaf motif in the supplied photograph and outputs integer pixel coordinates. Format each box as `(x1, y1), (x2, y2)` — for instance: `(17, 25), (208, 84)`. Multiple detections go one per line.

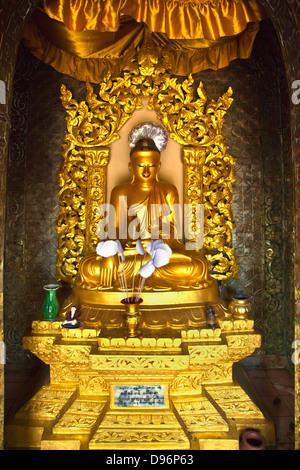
(57, 48), (237, 284)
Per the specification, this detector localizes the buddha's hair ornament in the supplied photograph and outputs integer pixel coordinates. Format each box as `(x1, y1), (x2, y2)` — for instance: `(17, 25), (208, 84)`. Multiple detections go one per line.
(128, 122), (168, 152)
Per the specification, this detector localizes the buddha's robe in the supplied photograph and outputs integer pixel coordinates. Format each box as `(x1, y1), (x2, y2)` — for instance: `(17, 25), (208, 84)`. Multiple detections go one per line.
(74, 180), (213, 291)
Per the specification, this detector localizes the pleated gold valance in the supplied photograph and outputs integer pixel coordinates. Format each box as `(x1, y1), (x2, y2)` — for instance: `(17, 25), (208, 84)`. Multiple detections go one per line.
(22, 0), (268, 82)
(42, 0), (267, 39)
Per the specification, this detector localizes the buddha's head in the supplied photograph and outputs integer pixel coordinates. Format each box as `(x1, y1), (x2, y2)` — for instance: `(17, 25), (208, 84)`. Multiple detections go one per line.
(129, 137), (161, 184)
(128, 122), (168, 185)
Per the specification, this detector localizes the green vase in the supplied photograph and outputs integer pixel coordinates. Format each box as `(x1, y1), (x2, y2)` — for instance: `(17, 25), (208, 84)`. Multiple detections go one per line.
(42, 284), (60, 320)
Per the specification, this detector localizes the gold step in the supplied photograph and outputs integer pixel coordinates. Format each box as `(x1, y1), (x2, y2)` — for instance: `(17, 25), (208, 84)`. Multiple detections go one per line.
(89, 410), (190, 450)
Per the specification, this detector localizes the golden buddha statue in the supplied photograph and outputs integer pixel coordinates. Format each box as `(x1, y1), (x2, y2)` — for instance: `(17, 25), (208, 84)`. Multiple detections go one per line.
(75, 125), (213, 291)
(66, 123), (225, 328)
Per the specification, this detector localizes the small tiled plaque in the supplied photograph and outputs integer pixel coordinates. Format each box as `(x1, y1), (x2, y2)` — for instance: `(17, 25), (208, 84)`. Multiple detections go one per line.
(114, 385), (166, 408)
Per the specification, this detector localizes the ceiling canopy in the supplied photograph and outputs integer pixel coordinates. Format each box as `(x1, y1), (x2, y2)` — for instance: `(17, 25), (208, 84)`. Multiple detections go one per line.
(23, 0), (268, 81)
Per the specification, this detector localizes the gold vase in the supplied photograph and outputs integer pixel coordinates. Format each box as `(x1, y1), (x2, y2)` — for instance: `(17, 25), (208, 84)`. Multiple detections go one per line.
(228, 295), (252, 319)
(121, 297), (143, 337)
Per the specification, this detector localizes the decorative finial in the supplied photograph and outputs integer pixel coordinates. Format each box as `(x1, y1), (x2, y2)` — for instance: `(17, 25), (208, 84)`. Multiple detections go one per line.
(129, 122), (168, 153)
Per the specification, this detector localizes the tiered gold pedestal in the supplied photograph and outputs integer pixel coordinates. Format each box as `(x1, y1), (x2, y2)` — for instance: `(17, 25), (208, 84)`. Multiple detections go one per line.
(5, 317), (275, 450)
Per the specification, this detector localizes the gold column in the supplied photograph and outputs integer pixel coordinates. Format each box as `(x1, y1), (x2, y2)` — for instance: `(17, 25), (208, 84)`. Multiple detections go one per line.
(84, 147), (109, 252)
(182, 146), (205, 244)
(56, 144), (110, 283)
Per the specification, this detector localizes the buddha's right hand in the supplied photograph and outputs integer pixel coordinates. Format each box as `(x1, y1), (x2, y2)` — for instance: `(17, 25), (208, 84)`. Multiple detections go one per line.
(98, 264), (114, 287)
(77, 254), (116, 289)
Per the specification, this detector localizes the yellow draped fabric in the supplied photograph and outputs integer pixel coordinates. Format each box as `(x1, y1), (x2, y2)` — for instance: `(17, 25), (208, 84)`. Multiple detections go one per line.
(22, 0), (268, 81)
(42, 0), (266, 39)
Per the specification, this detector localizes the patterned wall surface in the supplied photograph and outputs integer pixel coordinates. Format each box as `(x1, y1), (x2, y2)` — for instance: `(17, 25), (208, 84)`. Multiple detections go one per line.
(4, 20), (291, 367)
(258, 0), (300, 450)
(0, 0), (40, 447)
(4, 45), (39, 364)
(251, 20), (293, 362)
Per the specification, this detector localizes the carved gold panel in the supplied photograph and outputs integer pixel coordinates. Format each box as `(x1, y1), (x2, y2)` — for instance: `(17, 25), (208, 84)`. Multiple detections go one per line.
(205, 385), (264, 419)
(53, 399), (107, 435)
(56, 33), (237, 285)
(89, 429), (190, 450)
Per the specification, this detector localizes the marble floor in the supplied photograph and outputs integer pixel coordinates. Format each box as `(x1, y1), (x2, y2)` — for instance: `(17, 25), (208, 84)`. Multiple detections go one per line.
(3, 361), (295, 450)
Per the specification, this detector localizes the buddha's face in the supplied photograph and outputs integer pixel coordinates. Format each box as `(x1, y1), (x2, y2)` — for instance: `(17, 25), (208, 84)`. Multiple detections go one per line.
(129, 151), (161, 184)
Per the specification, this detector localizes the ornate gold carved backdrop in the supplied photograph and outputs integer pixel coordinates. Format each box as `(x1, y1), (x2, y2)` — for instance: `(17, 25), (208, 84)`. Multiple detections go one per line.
(56, 34), (238, 286)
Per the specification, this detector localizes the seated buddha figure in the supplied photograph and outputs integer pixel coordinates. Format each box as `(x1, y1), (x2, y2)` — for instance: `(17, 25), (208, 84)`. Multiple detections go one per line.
(74, 122), (215, 293)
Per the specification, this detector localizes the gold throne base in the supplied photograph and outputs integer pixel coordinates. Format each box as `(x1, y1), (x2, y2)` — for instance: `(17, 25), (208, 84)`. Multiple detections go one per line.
(62, 283), (227, 331)
(5, 308), (275, 450)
